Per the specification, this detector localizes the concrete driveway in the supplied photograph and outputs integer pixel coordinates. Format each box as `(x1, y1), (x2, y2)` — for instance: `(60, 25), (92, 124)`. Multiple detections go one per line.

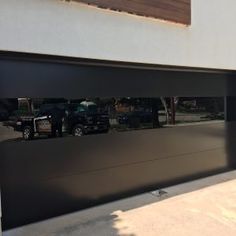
(112, 178), (236, 236)
(3, 171), (236, 236)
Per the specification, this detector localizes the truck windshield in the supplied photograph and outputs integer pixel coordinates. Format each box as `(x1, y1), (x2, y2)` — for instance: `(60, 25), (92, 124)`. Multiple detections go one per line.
(87, 105), (98, 113)
(74, 105), (98, 114)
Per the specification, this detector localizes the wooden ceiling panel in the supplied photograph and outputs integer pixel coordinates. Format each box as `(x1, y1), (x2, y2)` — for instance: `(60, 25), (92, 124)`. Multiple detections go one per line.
(76, 0), (191, 25)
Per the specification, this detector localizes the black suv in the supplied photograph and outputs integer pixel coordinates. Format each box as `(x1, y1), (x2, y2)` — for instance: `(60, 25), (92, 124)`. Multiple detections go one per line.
(7, 102), (110, 140)
(66, 102), (110, 137)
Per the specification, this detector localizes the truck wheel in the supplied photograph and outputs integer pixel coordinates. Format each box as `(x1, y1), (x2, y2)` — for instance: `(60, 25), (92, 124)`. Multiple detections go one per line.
(23, 126), (34, 140)
(72, 125), (84, 137)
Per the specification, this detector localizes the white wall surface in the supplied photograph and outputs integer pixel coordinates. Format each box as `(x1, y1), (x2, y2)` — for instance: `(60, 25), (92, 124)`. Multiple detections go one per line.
(0, 0), (236, 70)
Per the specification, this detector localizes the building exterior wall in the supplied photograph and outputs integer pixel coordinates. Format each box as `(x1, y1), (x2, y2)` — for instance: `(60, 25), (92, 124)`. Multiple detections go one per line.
(0, 0), (236, 70)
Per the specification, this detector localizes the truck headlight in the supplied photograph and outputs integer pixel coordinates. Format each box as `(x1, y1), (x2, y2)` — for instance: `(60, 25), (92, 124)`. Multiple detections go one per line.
(16, 121), (22, 126)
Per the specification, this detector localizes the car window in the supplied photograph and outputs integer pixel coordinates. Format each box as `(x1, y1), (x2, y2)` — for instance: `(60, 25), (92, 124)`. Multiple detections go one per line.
(87, 105), (98, 113)
(75, 105), (86, 113)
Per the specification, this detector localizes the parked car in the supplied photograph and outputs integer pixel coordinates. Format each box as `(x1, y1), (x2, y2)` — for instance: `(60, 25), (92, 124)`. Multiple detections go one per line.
(6, 102), (110, 140)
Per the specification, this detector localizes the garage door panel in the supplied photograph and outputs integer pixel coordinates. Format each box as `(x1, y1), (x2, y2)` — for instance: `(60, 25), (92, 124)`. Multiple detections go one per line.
(0, 52), (235, 230)
(0, 123), (226, 185)
(1, 147), (228, 229)
(0, 59), (228, 98)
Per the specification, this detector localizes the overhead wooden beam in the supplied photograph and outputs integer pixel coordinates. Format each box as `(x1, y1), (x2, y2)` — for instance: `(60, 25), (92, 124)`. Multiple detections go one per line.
(76, 0), (191, 25)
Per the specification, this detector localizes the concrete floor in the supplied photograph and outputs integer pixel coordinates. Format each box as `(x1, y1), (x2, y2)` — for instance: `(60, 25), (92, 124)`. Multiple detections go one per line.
(3, 171), (236, 236)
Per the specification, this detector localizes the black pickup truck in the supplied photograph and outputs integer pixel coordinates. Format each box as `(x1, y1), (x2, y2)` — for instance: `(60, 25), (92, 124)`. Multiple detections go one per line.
(6, 102), (110, 140)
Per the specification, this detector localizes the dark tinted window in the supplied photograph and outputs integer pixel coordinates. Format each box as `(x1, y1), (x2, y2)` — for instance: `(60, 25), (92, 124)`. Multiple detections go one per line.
(0, 97), (224, 142)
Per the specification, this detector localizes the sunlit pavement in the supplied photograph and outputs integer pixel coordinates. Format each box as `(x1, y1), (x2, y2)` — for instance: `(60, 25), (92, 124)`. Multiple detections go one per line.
(112, 177), (236, 236)
(3, 171), (236, 236)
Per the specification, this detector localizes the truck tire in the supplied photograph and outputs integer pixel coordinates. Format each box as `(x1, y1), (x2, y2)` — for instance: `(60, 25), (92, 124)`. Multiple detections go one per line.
(72, 125), (84, 137)
(22, 126), (34, 140)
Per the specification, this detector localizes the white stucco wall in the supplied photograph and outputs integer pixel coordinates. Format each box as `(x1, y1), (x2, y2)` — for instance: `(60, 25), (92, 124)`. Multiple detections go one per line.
(0, 0), (236, 70)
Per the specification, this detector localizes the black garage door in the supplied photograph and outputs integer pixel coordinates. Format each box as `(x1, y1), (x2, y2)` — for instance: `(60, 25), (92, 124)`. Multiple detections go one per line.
(1, 52), (236, 230)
